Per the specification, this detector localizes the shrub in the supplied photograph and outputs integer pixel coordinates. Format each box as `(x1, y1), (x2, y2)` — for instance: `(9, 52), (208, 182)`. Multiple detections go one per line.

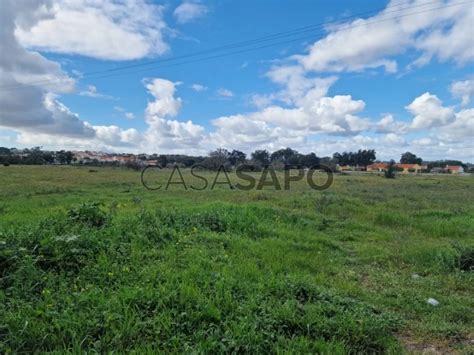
(457, 246), (474, 272)
(67, 202), (108, 227)
(384, 161), (396, 179)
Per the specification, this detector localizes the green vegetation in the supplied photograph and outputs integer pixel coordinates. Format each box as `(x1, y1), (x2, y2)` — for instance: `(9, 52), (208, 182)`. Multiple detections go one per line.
(0, 165), (473, 353)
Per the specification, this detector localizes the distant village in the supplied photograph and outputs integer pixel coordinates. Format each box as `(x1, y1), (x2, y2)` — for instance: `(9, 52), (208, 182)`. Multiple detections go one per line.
(0, 147), (471, 174)
(69, 150), (471, 174)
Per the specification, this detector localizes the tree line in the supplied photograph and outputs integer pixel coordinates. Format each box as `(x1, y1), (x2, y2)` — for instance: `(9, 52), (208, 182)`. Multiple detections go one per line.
(0, 147), (74, 166)
(0, 146), (469, 172)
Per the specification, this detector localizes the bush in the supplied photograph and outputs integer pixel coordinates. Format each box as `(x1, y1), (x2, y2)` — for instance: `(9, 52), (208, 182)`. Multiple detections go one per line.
(384, 161), (396, 179)
(67, 202), (108, 227)
(457, 247), (474, 271)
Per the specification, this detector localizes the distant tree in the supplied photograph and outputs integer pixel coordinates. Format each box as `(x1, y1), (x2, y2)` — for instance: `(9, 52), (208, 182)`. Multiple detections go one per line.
(320, 156), (338, 172)
(299, 153), (320, 168)
(270, 147), (299, 166)
(158, 154), (168, 167)
(25, 147), (46, 165)
(335, 151), (353, 165)
(204, 148), (230, 170)
(0, 147), (11, 155)
(357, 149), (376, 166)
(182, 158), (196, 167)
(333, 149), (375, 167)
(0, 147), (12, 165)
(229, 150), (246, 166)
(385, 160), (396, 179)
(56, 150), (74, 164)
(400, 152), (422, 164)
(43, 152), (55, 164)
(250, 149), (270, 166)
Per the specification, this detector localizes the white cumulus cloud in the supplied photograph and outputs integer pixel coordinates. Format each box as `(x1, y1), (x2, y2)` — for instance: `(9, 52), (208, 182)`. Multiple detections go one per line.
(407, 92), (455, 129)
(294, 0), (473, 73)
(450, 78), (474, 106)
(173, 1), (208, 24)
(15, 0), (169, 61)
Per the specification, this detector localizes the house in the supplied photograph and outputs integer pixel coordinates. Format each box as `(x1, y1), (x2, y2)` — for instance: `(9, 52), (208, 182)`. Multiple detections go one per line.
(395, 163), (427, 174)
(367, 163), (389, 172)
(337, 165), (353, 172)
(147, 160), (159, 166)
(445, 165), (464, 174)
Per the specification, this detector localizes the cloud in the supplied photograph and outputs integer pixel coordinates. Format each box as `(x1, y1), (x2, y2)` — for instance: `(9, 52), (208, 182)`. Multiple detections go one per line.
(450, 78), (474, 106)
(406, 92), (455, 129)
(439, 108), (474, 140)
(217, 88), (234, 98)
(93, 125), (141, 147)
(173, 1), (208, 24)
(236, 69), (368, 136)
(143, 78), (206, 152)
(15, 0), (169, 61)
(248, 95), (368, 135)
(145, 78), (182, 119)
(190, 83), (207, 92)
(265, 65), (337, 106)
(374, 114), (408, 134)
(0, 0), (143, 151)
(79, 85), (114, 99)
(114, 106), (135, 120)
(0, 0), (89, 138)
(412, 137), (437, 146)
(293, 0), (473, 73)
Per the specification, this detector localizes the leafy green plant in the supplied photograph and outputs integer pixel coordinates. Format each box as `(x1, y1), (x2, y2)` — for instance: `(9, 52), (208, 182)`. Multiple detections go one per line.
(67, 202), (108, 227)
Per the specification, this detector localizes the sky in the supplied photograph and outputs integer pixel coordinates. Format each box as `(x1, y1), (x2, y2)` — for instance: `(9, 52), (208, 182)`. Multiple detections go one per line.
(0, 0), (473, 161)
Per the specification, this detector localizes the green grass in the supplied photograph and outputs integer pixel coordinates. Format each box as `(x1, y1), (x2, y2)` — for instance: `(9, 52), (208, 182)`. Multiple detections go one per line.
(0, 165), (473, 353)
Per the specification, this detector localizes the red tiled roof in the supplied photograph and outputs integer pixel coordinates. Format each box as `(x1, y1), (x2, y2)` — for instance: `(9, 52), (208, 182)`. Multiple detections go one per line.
(367, 163), (389, 169)
(446, 165), (462, 171)
(395, 164), (420, 169)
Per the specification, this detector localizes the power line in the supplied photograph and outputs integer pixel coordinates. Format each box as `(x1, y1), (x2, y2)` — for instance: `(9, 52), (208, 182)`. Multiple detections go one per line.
(71, 2), (471, 81)
(0, 1), (469, 91)
(80, 0), (444, 76)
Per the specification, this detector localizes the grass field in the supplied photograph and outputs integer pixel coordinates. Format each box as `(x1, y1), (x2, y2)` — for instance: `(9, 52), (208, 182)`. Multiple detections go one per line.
(1, 165), (473, 353)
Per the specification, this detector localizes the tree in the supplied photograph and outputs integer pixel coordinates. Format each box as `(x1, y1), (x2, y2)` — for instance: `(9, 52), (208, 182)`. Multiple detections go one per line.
(158, 154), (168, 167)
(299, 153), (320, 168)
(42, 152), (55, 164)
(357, 149), (376, 166)
(270, 148), (299, 166)
(385, 160), (396, 179)
(25, 147), (46, 165)
(250, 150), (270, 166)
(332, 149), (375, 167)
(204, 148), (230, 170)
(0, 147), (11, 155)
(229, 150), (246, 166)
(400, 152), (422, 164)
(56, 150), (74, 164)
(332, 152), (342, 164)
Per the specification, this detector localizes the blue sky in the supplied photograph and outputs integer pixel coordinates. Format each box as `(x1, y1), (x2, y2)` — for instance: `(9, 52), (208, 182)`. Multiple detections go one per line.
(0, 0), (473, 161)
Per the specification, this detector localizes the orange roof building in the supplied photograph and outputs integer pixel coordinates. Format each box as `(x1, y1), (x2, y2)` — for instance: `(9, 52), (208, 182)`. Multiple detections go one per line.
(367, 163), (389, 172)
